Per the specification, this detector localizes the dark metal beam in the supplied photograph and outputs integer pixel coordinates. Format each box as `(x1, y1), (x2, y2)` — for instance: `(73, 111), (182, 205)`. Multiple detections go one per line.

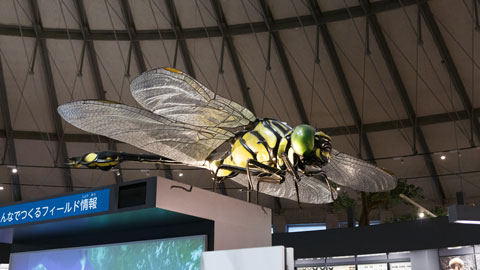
(209, 0), (255, 114)
(360, 0), (445, 203)
(307, 0), (375, 161)
(420, 3), (480, 145)
(28, 0), (73, 192)
(0, 0), (426, 41)
(0, 56), (21, 201)
(2, 108), (478, 142)
(73, 0), (123, 184)
(164, 0), (196, 77)
(118, 0), (147, 72)
(257, 0), (309, 124)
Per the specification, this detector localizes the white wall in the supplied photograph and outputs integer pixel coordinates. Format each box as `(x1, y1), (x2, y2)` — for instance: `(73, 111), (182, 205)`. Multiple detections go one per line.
(155, 177), (272, 250)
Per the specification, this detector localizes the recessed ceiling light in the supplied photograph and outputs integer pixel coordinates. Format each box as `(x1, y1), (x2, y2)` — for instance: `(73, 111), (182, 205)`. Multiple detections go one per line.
(440, 155), (446, 160)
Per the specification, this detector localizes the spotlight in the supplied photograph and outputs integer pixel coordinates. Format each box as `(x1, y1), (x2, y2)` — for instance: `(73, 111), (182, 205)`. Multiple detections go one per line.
(418, 212), (425, 219)
(11, 168), (18, 174)
(336, 187), (341, 191)
(440, 155), (446, 160)
(179, 173), (184, 177)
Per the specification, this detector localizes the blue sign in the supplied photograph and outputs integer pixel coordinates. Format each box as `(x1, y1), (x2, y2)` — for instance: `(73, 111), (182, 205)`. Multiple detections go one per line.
(0, 188), (110, 227)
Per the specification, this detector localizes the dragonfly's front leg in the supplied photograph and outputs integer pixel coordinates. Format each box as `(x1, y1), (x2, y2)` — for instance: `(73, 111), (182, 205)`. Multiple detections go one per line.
(280, 153), (301, 207)
(302, 167), (336, 201)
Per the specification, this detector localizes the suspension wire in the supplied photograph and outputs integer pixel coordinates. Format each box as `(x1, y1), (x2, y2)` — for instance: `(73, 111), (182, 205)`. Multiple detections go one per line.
(58, 0), (85, 101)
(360, 37), (367, 157)
(239, 0), (293, 124)
(194, 0), (234, 100)
(288, 0), (359, 151)
(309, 60), (316, 122)
(473, 0), (477, 145)
(148, 0), (172, 66)
(235, 51), (282, 120)
(94, 52), (124, 101)
(103, 0), (128, 73)
(378, 8), (471, 141)
(343, 0), (415, 149)
(103, 0), (133, 103)
(414, 14), (420, 153)
(399, 1), (472, 140)
(6, 1), (57, 162)
(281, 45), (358, 151)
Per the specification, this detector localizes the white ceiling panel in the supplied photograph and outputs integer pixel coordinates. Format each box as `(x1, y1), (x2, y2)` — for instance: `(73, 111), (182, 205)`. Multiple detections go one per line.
(0, 0), (31, 27)
(1, 36), (55, 133)
(93, 40), (139, 106)
(84, 0), (127, 30)
(38, 0), (80, 30)
(175, 0), (217, 29)
(233, 32), (302, 125)
(280, 26), (354, 128)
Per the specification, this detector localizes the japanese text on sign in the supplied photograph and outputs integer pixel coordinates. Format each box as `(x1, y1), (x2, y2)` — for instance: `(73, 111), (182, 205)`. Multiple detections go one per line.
(0, 189), (110, 227)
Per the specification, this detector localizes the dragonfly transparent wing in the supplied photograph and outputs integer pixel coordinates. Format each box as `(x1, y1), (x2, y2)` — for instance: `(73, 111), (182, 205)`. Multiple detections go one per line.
(58, 100), (233, 167)
(322, 149), (397, 192)
(130, 67), (256, 128)
(228, 173), (337, 204)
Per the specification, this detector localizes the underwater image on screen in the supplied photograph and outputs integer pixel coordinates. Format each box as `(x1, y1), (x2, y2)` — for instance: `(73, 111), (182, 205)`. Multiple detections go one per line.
(9, 235), (205, 270)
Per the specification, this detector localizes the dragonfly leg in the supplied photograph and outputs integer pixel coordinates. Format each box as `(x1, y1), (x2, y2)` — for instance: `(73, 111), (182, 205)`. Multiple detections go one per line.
(280, 153), (301, 207)
(245, 159), (284, 204)
(215, 162), (284, 203)
(305, 169), (336, 201)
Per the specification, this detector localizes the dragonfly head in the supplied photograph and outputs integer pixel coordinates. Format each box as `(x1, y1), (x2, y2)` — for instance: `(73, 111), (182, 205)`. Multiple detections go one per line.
(291, 125), (332, 165)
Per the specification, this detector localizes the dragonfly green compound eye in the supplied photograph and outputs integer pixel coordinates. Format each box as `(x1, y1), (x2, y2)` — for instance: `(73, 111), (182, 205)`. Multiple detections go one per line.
(291, 125), (315, 156)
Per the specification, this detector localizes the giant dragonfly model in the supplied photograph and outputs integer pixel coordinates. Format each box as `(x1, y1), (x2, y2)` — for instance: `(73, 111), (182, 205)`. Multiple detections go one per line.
(58, 67), (397, 204)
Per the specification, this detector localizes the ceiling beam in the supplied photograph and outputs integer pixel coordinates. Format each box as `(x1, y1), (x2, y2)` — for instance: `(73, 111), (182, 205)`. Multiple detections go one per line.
(209, 0), (255, 114)
(74, 0), (123, 184)
(307, 0), (375, 161)
(0, 56), (22, 201)
(2, 108), (478, 142)
(28, 0), (73, 192)
(164, 0), (195, 77)
(257, 0), (309, 124)
(360, 0), (445, 203)
(0, 0), (425, 41)
(419, 3), (480, 146)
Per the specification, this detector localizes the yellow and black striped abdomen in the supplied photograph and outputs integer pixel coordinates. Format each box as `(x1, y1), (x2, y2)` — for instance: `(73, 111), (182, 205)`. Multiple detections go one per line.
(209, 119), (293, 177)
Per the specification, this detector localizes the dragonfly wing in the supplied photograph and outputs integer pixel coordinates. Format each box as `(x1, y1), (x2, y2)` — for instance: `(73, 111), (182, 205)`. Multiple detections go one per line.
(322, 149), (397, 192)
(130, 67), (256, 128)
(58, 100), (233, 167)
(228, 174), (336, 204)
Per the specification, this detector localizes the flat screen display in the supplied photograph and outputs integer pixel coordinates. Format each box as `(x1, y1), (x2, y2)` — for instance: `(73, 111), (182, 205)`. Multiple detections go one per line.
(9, 235), (206, 270)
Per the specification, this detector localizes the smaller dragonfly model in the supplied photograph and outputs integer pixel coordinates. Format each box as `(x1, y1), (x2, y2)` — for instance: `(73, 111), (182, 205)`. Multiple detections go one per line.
(58, 67), (397, 204)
